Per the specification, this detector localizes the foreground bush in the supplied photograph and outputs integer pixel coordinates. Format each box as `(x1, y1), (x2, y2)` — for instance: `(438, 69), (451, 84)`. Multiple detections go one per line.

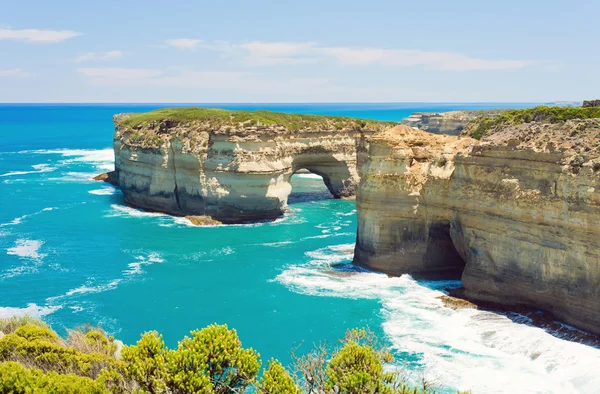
(0, 318), (468, 393)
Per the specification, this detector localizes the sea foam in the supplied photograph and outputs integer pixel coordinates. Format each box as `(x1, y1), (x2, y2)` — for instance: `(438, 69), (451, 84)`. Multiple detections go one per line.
(275, 243), (600, 394)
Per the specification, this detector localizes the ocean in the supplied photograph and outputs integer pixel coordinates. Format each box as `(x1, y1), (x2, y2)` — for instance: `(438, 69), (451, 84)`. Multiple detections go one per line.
(1, 103), (599, 394)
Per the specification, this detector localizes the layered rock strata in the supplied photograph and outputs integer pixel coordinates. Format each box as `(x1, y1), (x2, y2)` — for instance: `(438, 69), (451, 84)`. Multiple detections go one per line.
(401, 111), (479, 135)
(112, 108), (392, 223)
(354, 120), (600, 335)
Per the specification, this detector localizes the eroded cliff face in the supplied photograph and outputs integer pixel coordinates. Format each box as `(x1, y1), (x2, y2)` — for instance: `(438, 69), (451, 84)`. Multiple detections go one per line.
(113, 110), (391, 223)
(354, 120), (600, 334)
(401, 111), (477, 135)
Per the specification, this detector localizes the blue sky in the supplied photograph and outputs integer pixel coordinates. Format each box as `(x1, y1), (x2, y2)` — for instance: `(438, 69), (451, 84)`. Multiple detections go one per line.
(1, 0), (598, 102)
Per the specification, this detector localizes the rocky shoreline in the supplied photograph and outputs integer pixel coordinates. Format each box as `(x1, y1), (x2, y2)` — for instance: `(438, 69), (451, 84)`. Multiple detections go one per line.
(103, 105), (600, 336)
(354, 110), (600, 335)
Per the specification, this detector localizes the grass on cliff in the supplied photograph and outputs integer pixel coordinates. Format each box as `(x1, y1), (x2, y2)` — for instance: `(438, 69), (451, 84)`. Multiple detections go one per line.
(465, 105), (600, 139)
(119, 107), (390, 131)
(0, 316), (470, 394)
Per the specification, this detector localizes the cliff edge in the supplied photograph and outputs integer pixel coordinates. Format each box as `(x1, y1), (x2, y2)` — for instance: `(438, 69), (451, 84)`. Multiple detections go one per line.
(355, 107), (600, 335)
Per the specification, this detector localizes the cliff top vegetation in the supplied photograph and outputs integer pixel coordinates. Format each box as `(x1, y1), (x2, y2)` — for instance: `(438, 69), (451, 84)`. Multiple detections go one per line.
(464, 105), (600, 140)
(117, 107), (393, 132)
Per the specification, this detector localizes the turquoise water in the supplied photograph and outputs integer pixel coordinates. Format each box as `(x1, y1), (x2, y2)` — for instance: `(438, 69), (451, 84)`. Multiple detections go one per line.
(2, 103), (600, 394)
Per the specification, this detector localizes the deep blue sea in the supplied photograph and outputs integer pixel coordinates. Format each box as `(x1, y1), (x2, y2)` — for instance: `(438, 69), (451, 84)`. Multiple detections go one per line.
(1, 103), (599, 394)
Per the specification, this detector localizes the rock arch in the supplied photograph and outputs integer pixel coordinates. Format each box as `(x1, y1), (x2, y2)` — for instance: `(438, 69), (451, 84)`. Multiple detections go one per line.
(111, 110), (389, 223)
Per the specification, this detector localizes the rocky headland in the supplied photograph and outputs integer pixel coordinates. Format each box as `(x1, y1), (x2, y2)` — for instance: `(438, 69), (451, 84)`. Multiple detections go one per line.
(354, 106), (600, 335)
(400, 109), (508, 135)
(109, 108), (392, 223)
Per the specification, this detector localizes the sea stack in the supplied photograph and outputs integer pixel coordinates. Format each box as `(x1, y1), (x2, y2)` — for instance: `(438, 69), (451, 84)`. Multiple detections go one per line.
(110, 108), (393, 223)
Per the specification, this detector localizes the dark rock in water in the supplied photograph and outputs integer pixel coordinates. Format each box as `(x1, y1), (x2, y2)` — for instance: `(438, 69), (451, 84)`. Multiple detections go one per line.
(583, 99), (600, 107)
(93, 171), (117, 186)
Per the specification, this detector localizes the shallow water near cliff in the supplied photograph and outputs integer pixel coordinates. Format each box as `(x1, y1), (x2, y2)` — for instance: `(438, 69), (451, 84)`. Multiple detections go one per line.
(2, 103), (600, 394)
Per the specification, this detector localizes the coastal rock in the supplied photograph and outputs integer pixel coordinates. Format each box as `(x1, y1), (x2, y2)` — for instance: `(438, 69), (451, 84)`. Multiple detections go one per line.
(401, 111), (480, 135)
(93, 171), (118, 186)
(438, 295), (477, 310)
(354, 120), (600, 335)
(112, 108), (392, 223)
(583, 99), (600, 107)
(185, 215), (222, 226)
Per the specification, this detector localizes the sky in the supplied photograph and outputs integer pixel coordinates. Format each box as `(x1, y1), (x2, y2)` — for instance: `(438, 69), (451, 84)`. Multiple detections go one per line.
(1, 0), (599, 103)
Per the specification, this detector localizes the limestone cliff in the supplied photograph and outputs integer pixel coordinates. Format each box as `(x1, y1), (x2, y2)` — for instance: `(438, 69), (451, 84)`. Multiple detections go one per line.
(401, 109), (512, 136)
(354, 118), (600, 335)
(112, 108), (392, 223)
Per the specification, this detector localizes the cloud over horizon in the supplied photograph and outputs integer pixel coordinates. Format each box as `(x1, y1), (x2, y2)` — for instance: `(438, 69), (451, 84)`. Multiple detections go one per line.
(0, 27), (81, 43)
(75, 50), (123, 63)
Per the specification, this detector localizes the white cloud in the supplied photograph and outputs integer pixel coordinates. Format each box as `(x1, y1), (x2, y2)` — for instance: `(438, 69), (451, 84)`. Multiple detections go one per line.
(239, 41), (319, 66)
(240, 41), (316, 57)
(0, 68), (36, 78)
(320, 47), (531, 71)
(75, 50), (123, 63)
(165, 39), (203, 50)
(77, 67), (163, 79)
(76, 66), (330, 95)
(0, 28), (81, 43)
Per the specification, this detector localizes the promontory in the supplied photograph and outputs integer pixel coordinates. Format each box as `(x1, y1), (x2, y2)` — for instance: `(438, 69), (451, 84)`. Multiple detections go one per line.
(109, 108), (393, 223)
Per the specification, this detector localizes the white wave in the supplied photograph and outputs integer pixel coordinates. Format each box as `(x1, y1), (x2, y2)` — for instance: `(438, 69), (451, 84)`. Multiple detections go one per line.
(0, 303), (61, 319)
(259, 241), (296, 247)
(336, 209), (357, 217)
(48, 171), (100, 183)
(88, 186), (117, 195)
(124, 253), (164, 275)
(294, 173), (323, 179)
(106, 204), (166, 218)
(300, 232), (354, 241)
(275, 245), (600, 394)
(6, 239), (45, 261)
(0, 163), (56, 177)
(22, 148), (113, 163)
(47, 279), (122, 301)
(0, 207), (55, 228)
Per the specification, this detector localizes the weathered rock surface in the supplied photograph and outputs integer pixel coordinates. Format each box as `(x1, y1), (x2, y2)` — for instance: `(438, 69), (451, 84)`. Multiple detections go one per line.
(112, 108), (392, 223)
(583, 99), (600, 108)
(93, 171), (118, 186)
(401, 111), (476, 135)
(354, 120), (600, 335)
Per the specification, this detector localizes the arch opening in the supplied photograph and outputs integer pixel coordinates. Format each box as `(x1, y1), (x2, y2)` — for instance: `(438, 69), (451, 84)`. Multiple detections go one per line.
(288, 169), (333, 204)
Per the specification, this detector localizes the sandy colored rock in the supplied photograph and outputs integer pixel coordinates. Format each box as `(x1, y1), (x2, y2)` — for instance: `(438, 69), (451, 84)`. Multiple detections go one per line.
(93, 171), (118, 186)
(185, 215), (222, 226)
(438, 295), (477, 310)
(354, 121), (600, 335)
(112, 109), (392, 223)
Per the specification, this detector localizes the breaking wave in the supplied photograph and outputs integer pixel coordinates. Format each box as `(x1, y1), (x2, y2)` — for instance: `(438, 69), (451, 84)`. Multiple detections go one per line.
(275, 244), (600, 394)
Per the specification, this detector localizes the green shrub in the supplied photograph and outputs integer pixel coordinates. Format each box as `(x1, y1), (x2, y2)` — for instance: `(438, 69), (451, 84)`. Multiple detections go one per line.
(121, 331), (169, 393)
(465, 105), (600, 139)
(259, 359), (301, 394)
(166, 324), (261, 393)
(0, 319), (468, 393)
(0, 361), (109, 393)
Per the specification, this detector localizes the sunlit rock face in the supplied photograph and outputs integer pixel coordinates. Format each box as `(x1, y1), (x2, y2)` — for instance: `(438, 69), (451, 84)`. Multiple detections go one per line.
(354, 121), (600, 335)
(112, 111), (391, 223)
